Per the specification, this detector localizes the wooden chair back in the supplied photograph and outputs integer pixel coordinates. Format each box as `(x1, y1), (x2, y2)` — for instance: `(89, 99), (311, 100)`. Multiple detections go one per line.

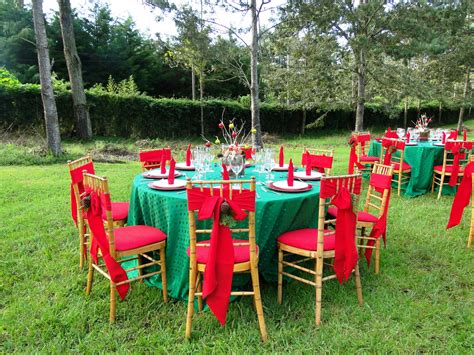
(440, 140), (473, 171)
(380, 138), (406, 168)
(363, 163), (393, 218)
(186, 178), (257, 265)
(302, 148), (334, 175)
(318, 174), (362, 255)
(82, 172), (116, 257)
(139, 148), (171, 171)
(352, 131), (372, 158)
(68, 156), (94, 219)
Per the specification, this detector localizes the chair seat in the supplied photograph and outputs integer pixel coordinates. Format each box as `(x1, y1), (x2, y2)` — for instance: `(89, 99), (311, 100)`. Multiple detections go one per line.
(433, 165), (464, 174)
(360, 155), (379, 163)
(114, 225), (167, 251)
(327, 207), (379, 223)
(277, 228), (335, 251)
(186, 239), (257, 264)
(391, 161), (411, 171)
(101, 201), (129, 221)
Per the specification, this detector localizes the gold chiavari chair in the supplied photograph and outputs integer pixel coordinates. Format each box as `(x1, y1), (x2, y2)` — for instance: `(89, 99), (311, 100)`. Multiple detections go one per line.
(380, 138), (411, 196)
(139, 147), (171, 171)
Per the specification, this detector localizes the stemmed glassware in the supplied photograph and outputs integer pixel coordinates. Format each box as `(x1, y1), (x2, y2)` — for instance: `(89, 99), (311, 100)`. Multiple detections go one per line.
(263, 148), (274, 183)
(397, 128), (405, 139)
(230, 154), (244, 182)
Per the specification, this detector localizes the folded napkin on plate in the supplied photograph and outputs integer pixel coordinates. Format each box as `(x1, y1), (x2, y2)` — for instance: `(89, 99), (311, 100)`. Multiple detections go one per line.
(168, 158), (176, 184)
(463, 129), (467, 141)
(442, 132), (446, 144)
(406, 132), (410, 143)
(287, 159), (294, 186)
(279, 145), (284, 167)
(160, 153), (166, 174)
(305, 151), (312, 176)
(186, 144), (192, 166)
(222, 163), (229, 180)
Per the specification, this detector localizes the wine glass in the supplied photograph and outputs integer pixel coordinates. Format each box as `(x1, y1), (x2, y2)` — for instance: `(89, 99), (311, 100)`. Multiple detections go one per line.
(230, 154), (244, 180)
(397, 128), (405, 139)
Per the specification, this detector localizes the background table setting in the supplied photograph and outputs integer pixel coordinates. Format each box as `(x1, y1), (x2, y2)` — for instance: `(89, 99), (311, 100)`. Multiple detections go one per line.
(126, 146), (322, 300)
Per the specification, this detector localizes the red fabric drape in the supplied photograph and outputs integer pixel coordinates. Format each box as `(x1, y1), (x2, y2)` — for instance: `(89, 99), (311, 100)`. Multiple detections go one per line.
(139, 148), (172, 168)
(160, 153), (166, 174)
(241, 147), (253, 160)
(279, 146), (284, 167)
(444, 141), (473, 186)
(364, 173), (392, 265)
(168, 158), (176, 184)
(382, 139), (405, 166)
(320, 177), (361, 283)
(347, 136), (364, 174)
(186, 144), (192, 166)
(384, 129), (399, 139)
(448, 130), (458, 140)
(187, 188), (255, 325)
(84, 188), (129, 300)
(301, 152), (333, 173)
(287, 159), (294, 186)
(446, 162), (474, 229)
(70, 162), (95, 225)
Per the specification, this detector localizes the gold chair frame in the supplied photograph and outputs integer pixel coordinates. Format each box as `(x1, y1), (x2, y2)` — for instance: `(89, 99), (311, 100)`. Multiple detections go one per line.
(303, 148), (334, 176)
(139, 147), (171, 172)
(380, 138), (411, 196)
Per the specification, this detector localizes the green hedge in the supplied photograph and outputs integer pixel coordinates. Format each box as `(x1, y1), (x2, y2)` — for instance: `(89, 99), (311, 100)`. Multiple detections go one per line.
(0, 85), (470, 138)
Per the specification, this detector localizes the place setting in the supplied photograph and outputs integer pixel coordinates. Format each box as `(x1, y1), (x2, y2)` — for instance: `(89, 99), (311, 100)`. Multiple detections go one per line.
(148, 158), (187, 191)
(266, 159), (313, 193)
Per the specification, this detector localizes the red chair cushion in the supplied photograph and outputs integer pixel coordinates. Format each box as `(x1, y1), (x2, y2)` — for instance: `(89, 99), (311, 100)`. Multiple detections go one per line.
(277, 228), (335, 251)
(391, 161), (411, 171)
(328, 206), (379, 223)
(186, 239), (257, 264)
(360, 155), (379, 162)
(433, 165), (464, 173)
(114, 225), (167, 251)
(101, 201), (129, 221)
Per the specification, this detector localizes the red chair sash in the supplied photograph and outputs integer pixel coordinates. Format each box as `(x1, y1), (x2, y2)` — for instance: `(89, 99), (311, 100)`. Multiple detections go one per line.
(364, 174), (392, 265)
(320, 177), (361, 283)
(348, 136), (364, 174)
(301, 152), (333, 173)
(382, 139), (405, 166)
(139, 149), (172, 166)
(187, 188), (255, 325)
(447, 162), (474, 229)
(445, 141), (473, 186)
(69, 162), (95, 225)
(83, 189), (129, 300)
(448, 130), (458, 140)
(384, 131), (399, 139)
(241, 147), (253, 160)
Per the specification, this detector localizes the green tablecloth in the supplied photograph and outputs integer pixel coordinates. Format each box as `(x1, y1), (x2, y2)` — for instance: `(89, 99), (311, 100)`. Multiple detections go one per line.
(368, 140), (455, 197)
(126, 166), (320, 300)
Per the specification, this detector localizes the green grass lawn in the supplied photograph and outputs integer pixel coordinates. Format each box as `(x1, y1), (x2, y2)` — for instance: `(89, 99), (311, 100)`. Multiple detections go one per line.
(1, 126), (473, 352)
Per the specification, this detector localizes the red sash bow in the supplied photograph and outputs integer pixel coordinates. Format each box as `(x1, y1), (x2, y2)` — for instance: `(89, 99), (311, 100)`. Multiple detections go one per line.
(320, 178), (361, 283)
(348, 136), (364, 174)
(382, 139), (405, 166)
(445, 142), (465, 186)
(187, 188), (255, 325)
(69, 162), (95, 225)
(364, 173), (392, 265)
(82, 188), (130, 300)
(447, 162), (474, 229)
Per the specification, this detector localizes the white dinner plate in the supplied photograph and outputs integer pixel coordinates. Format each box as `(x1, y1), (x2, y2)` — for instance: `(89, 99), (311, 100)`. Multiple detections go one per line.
(294, 171), (323, 180)
(272, 180), (309, 190)
(143, 169), (181, 179)
(175, 162), (195, 170)
(148, 179), (187, 190)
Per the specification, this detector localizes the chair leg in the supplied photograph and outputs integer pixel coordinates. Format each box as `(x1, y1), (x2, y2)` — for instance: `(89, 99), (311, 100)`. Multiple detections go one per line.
(85, 257), (94, 295)
(397, 171), (402, 196)
(197, 272), (203, 312)
(250, 263), (268, 342)
(78, 220), (85, 269)
(159, 247), (168, 302)
(277, 248), (283, 305)
(185, 263), (197, 339)
(431, 174), (435, 192)
(437, 174), (444, 200)
(468, 232), (473, 248)
(359, 227), (366, 256)
(315, 256), (323, 326)
(109, 281), (117, 323)
(374, 239), (381, 274)
(354, 263), (363, 306)
(137, 254), (143, 282)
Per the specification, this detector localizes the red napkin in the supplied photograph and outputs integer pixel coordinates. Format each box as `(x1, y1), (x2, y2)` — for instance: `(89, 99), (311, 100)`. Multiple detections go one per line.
(168, 158), (176, 184)
(305, 151), (312, 176)
(186, 144), (192, 166)
(448, 130), (458, 140)
(222, 163), (229, 180)
(279, 146), (284, 167)
(442, 132), (446, 144)
(160, 153), (166, 174)
(287, 159), (294, 186)
(406, 132), (410, 143)
(463, 129), (467, 141)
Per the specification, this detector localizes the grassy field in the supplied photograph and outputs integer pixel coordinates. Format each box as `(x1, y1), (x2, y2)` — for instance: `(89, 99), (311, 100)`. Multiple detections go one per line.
(1, 126), (473, 352)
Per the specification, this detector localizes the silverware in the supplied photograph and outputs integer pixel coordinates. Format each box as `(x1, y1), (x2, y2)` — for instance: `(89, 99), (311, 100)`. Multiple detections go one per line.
(261, 185), (281, 195)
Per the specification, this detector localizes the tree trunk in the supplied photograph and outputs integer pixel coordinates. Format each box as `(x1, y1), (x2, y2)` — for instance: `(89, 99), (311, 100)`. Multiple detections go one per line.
(301, 109), (306, 135)
(355, 48), (365, 132)
(32, 0), (61, 156)
(191, 66), (196, 100)
(403, 98), (408, 129)
(457, 66), (470, 132)
(199, 73), (204, 136)
(250, 0), (262, 146)
(438, 101), (442, 124)
(58, 0), (92, 139)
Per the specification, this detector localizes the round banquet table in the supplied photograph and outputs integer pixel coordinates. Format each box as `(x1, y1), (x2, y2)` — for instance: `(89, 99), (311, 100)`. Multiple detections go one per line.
(126, 166), (320, 300)
(368, 140), (456, 197)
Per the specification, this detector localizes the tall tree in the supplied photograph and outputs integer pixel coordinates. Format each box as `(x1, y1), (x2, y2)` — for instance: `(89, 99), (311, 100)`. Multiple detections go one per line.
(58, 0), (92, 139)
(31, 0), (61, 155)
